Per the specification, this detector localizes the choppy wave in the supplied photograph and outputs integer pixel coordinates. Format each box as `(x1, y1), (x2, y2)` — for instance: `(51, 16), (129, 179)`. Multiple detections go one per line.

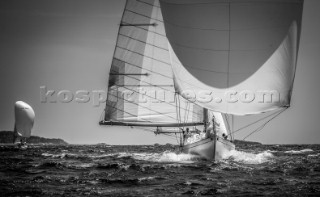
(223, 150), (274, 164)
(129, 151), (202, 163)
(1, 144), (320, 196)
(284, 149), (313, 154)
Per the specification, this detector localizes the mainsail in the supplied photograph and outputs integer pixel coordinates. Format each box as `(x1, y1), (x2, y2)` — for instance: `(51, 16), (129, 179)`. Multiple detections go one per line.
(101, 0), (205, 129)
(160, 0), (304, 115)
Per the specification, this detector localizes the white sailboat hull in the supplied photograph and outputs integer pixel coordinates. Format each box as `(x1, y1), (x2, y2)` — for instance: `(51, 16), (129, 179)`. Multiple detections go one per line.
(182, 137), (235, 160)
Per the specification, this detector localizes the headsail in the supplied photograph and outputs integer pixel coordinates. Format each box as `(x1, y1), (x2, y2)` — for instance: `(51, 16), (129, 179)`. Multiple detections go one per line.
(160, 0), (304, 115)
(101, 0), (204, 128)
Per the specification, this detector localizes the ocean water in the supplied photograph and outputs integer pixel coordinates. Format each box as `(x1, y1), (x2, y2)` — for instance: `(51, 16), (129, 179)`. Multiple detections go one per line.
(0, 143), (320, 196)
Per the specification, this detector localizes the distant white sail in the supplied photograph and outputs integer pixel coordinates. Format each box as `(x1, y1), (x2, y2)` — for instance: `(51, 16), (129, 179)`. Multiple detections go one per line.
(160, 0), (304, 115)
(14, 101), (35, 138)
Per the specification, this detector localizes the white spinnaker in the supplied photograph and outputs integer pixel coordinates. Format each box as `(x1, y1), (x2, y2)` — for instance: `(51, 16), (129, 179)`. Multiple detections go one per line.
(14, 101), (35, 138)
(160, 0), (303, 115)
(169, 22), (298, 115)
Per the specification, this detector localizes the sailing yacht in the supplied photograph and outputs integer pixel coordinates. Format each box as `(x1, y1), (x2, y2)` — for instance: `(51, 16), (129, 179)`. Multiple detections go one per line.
(13, 101), (35, 148)
(100, 0), (303, 160)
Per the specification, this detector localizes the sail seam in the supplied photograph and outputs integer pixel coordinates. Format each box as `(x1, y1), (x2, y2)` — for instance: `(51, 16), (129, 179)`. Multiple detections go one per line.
(118, 33), (169, 51)
(124, 9), (164, 23)
(107, 91), (180, 122)
(111, 81), (203, 118)
(164, 19), (292, 31)
(168, 38), (280, 52)
(114, 85), (173, 87)
(105, 102), (153, 123)
(137, 0), (161, 8)
(116, 45), (171, 66)
(109, 83), (203, 118)
(121, 22), (166, 37)
(110, 69), (173, 92)
(160, 0), (303, 6)
(113, 58), (172, 79)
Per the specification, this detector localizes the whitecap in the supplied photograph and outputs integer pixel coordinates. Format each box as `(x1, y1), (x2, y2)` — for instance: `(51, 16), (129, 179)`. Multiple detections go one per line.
(116, 151), (201, 163)
(284, 149), (313, 154)
(223, 150), (274, 164)
(41, 153), (66, 158)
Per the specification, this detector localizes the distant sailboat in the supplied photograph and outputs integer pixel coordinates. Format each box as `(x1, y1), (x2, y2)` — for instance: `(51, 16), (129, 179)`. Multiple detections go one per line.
(13, 101), (35, 148)
(100, 0), (303, 160)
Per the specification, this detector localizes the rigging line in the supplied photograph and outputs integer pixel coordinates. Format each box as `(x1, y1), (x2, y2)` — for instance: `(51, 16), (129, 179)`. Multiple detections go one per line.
(182, 139), (213, 150)
(184, 102), (191, 124)
(242, 108), (287, 140)
(175, 93), (180, 124)
(176, 93), (183, 145)
(107, 91), (179, 122)
(124, 9), (164, 23)
(99, 108), (106, 122)
(114, 84), (173, 87)
(224, 114), (232, 135)
(230, 109), (286, 136)
(232, 115), (234, 137)
(104, 102), (153, 123)
(113, 58), (172, 79)
(113, 57), (207, 92)
(118, 33), (169, 51)
(168, 37), (279, 53)
(175, 132), (180, 145)
(163, 19), (228, 31)
(135, 127), (178, 140)
(168, 38), (228, 52)
(109, 69), (204, 118)
(116, 45), (171, 66)
(107, 89), (202, 124)
(104, 0), (128, 106)
(227, 3), (231, 89)
(149, 5), (158, 128)
(164, 18), (291, 31)
(110, 67), (175, 90)
(136, 0), (161, 8)
(183, 65), (229, 74)
(185, 102), (190, 123)
(110, 82), (203, 119)
(137, 126), (178, 140)
(110, 68), (173, 92)
(120, 21), (166, 37)
(159, 0), (302, 6)
(178, 94), (182, 124)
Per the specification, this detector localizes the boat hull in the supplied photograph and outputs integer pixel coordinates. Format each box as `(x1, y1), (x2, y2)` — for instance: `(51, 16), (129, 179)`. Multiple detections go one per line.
(182, 137), (235, 160)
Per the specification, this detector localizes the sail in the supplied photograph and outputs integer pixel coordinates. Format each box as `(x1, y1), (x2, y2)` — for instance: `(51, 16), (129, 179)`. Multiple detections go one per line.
(211, 112), (228, 136)
(14, 101), (35, 138)
(102, 0), (203, 127)
(160, 0), (304, 115)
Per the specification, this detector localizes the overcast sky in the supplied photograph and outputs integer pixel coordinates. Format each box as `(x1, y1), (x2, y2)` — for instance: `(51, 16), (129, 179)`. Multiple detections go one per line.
(0, 0), (319, 144)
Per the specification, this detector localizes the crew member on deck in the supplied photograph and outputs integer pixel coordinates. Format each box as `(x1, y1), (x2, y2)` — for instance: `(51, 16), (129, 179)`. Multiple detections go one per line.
(222, 133), (228, 140)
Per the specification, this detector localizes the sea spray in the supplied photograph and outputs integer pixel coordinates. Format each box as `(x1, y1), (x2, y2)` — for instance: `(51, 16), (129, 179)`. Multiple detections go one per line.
(223, 149), (274, 164)
(117, 151), (202, 163)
